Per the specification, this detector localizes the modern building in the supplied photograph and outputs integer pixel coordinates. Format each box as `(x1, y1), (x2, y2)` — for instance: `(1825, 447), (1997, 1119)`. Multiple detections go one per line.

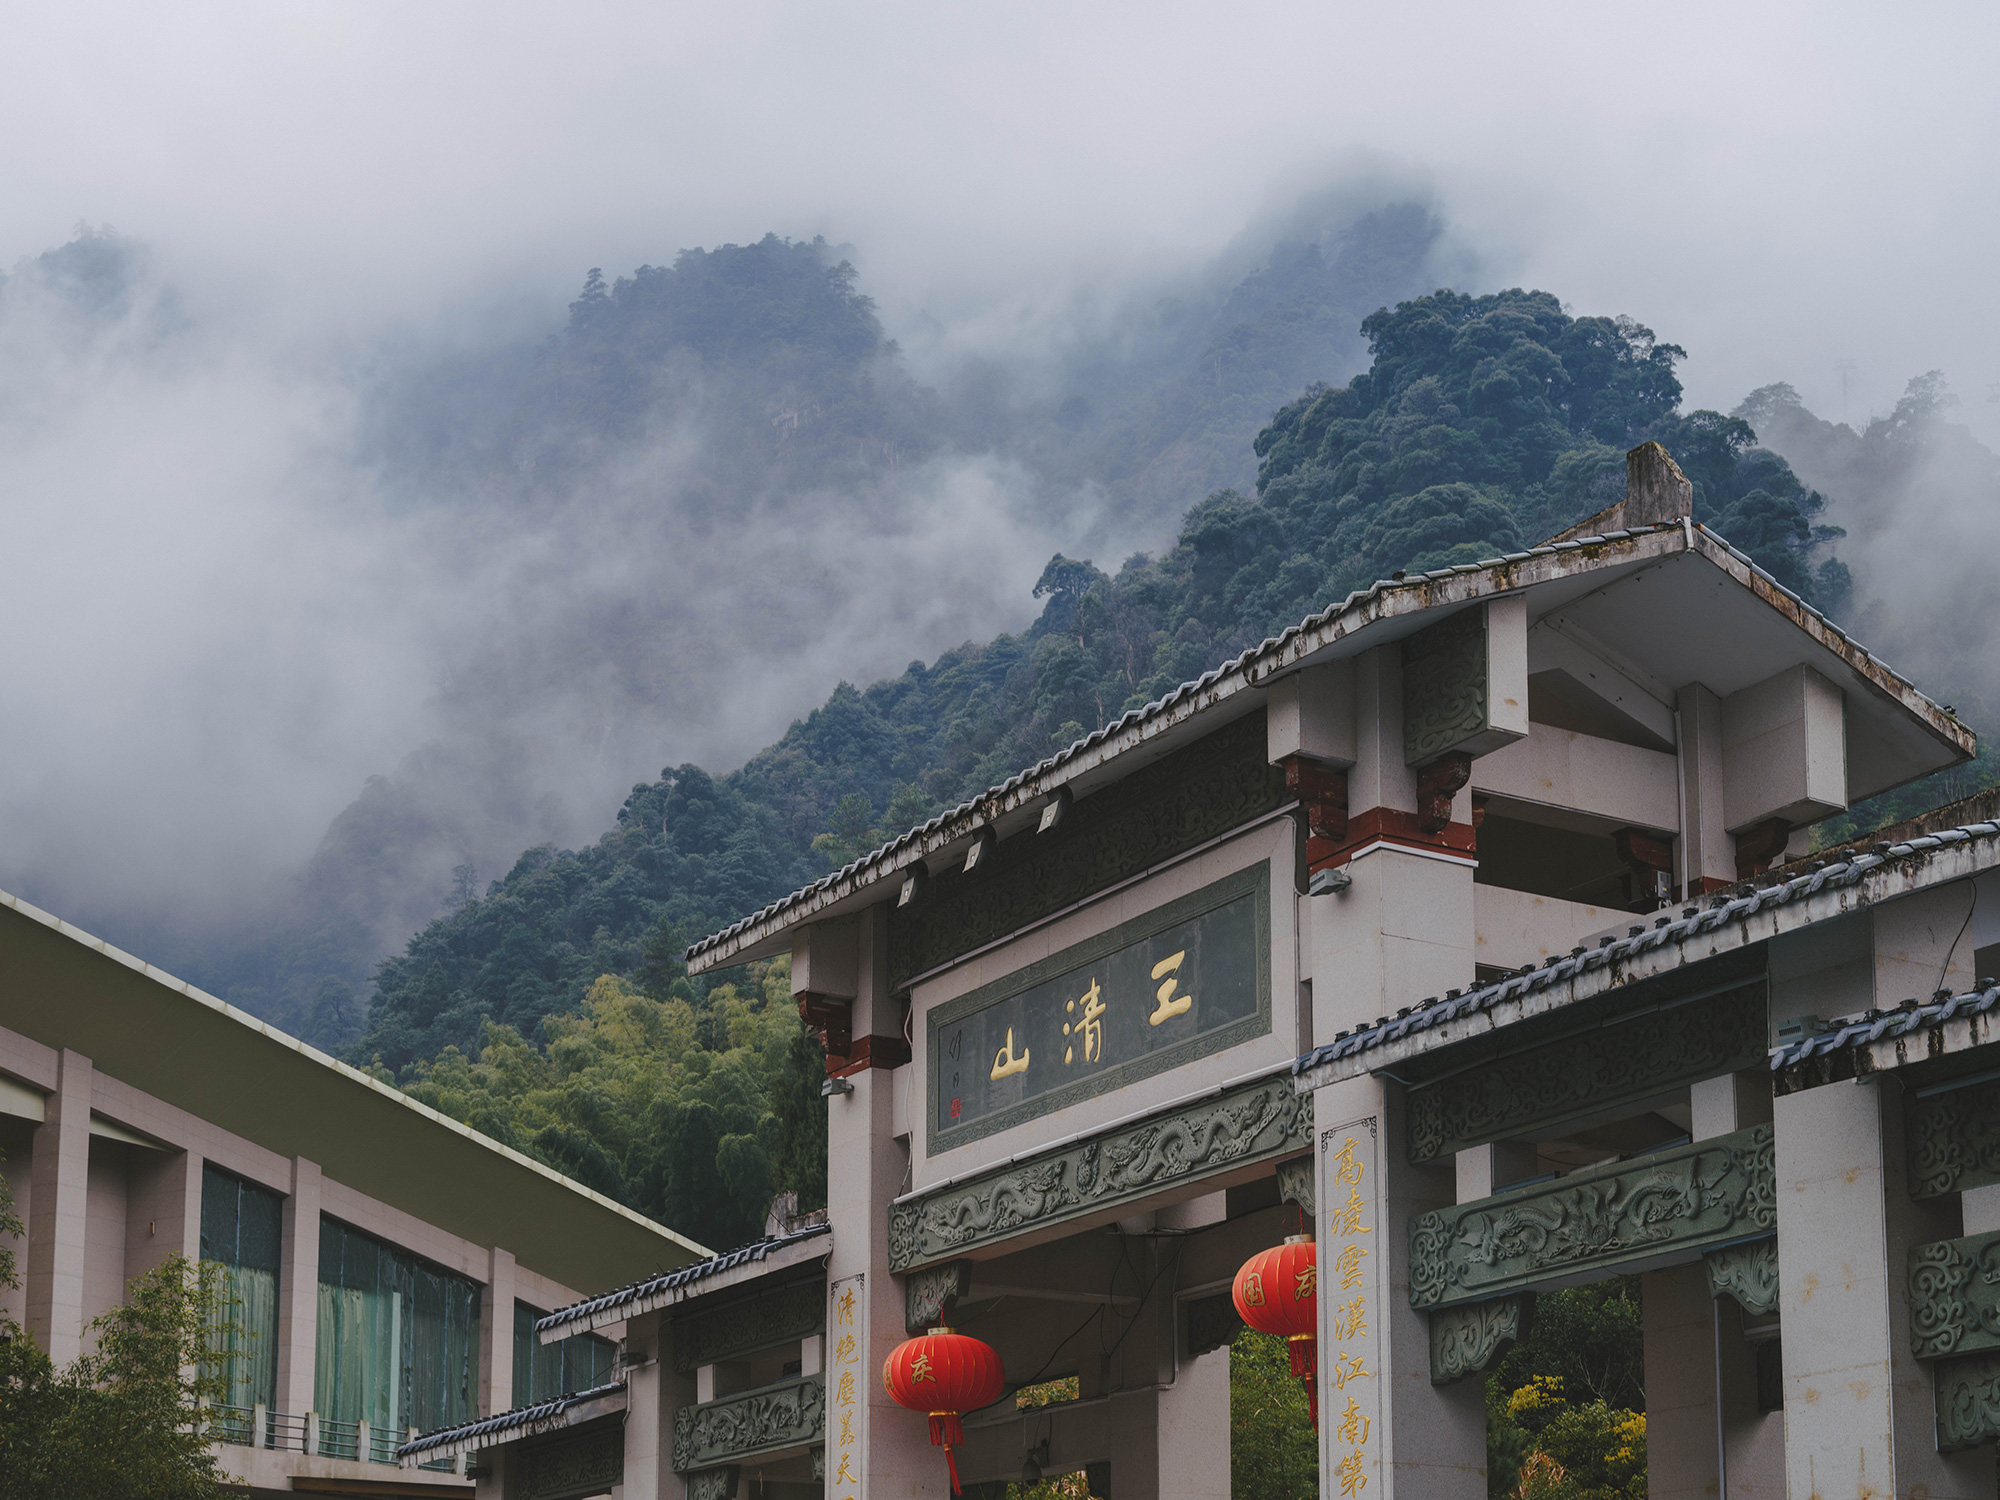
(410, 442), (2000, 1499)
(0, 882), (707, 1497)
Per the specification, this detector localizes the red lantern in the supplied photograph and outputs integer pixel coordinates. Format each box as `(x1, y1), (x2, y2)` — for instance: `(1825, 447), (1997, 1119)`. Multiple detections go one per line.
(882, 1326), (1006, 1494)
(1234, 1234), (1318, 1422)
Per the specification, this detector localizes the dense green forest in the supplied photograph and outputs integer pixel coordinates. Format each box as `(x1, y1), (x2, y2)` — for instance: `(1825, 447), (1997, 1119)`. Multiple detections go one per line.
(352, 281), (1868, 1246)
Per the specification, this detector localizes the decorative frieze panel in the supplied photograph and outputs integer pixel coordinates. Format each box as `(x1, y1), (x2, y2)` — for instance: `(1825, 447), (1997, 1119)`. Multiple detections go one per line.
(1908, 1228), (2000, 1360)
(1704, 1237), (1779, 1316)
(672, 1278), (826, 1374)
(889, 1075), (1313, 1271)
(1429, 1294), (1532, 1385)
(904, 1261), (972, 1335)
(672, 1375), (825, 1473)
(1406, 983), (1767, 1163)
(686, 1466), (739, 1500)
(1403, 608), (1487, 765)
(1908, 1076), (2000, 1200)
(1408, 1124), (1774, 1310)
(1934, 1351), (2000, 1452)
(886, 713), (1287, 991)
(1276, 1155), (1315, 1218)
(517, 1423), (625, 1500)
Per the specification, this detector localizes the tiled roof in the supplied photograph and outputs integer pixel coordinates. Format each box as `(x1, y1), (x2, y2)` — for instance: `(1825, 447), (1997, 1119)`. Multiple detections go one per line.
(1293, 819), (2000, 1079)
(397, 1382), (625, 1460)
(1769, 983), (2000, 1071)
(692, 520), (1943, 970)
(535, 1222), (831, 1338)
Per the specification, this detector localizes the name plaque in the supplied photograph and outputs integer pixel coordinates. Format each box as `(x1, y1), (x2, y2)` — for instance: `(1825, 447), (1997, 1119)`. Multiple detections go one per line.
(926, 862), (1271, 1151)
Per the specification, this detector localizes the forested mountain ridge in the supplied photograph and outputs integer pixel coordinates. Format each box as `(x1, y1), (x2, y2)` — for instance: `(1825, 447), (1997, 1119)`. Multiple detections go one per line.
(356, 284), (1873, 1242)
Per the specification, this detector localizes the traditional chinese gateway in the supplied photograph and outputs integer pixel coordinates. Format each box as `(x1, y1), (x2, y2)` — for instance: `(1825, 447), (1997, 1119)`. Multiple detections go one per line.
(417, 445), (2000, 1500)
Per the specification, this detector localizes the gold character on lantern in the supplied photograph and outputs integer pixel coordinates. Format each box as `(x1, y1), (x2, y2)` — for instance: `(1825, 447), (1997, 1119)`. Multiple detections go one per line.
(910, 1353), (936, 1382)
(1148, 950), (1192, 1025)
(1335, 1244), (1368, 1289)
(1064, 980), (1106, 1063)
(990, 1027), (1030, 1080)
(1296, 1263), (1317, 1300)
(1240, 1269), (1266, 1307)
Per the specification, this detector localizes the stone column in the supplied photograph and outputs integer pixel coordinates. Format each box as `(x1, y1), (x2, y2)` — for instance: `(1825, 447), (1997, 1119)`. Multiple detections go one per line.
(125, 1144), (201, 1281)
(1642, 1263), (1719, 1500)
(824, 902), (947, 1498)
(1157, 1343), (1231, 1500)
(1315, 1072), (1482, 1500)
(481, 1246), (516, 1416)
(1774, 1078), (1984, 1500)
(275, 1157), (322, 1416)
(618, 1307), (691, 1500)
(25, 1048), (92, 1365)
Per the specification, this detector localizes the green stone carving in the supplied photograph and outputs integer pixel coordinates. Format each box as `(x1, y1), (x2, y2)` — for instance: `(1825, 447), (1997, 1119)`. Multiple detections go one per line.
(1403, 608), (1487, 765)
(1908, 1076), (2000, 1200)
(672, 1375), (825, 1473)
(1906, 1229), (2000, 1359)
(686, 1466), (740, 1500)
(889, 1074), (1313, 1271)
(1408, 1125), (1775, 1310)
(1934, 1351), (2000, 1452)
(904, 1261), (973, 1335)
(1704, 1237), (1779, 1316)
(886, 713), (1286, 991)
(1276, 1155), (1315, 1218)
(516, 1422), (625, 1500)
(1405, 982), (1767, 1164)
(1429, 1294), (1533, 1385)
(672, 1278), (826, 1373)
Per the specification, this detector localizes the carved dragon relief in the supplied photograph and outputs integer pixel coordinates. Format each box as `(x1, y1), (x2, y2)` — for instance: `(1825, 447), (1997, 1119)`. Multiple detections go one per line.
(888, 1076), (1312, 1271)
(1409, 1125), (1774, 1310)
(1703, 1237), (1779, 1316)
(671, 1375), (825, 1473)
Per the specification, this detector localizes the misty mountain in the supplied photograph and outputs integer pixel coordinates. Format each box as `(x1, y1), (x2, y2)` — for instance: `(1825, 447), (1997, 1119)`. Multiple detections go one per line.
(162, 198), (1451, 1044)
(354, 283), (1852, 1085)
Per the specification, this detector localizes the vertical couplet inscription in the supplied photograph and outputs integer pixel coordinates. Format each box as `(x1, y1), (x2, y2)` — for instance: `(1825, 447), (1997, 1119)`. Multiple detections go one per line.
(929, 864), (1270, 1149)
(1321, 1118), (1382, 1498)
(829, 1274), (866, 1499)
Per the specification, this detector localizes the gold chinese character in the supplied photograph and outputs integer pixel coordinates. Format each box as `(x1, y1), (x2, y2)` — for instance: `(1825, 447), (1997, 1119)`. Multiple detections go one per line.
(990, 1026), (1030, 1080)
(1064, 980), (1106, 1063)
(1240, 1270), (1265, 1307)
(1296, 1264), (1317, 1301)
(837, 1453), (856, 1484)
(838, 1288), (855, 1325)
(835, 1333), (857, 1365)
(1334, 1295), (1368, 1341)
(1330, 1185), (1373, 1238)
(840, 1410), (856, 1445)
(1331, 1136), (1365, 1187)
(910, 1353), (935, 1382)
(1148, 950), (1192, 1026)
(839, 1371), (859, 1405)
(1337, 1396), (1370, 1446)
(1337, 1446), (1369, 1497)
(1332, 1351), (1371, 1388)
(1335, 1244), (1368, 1289)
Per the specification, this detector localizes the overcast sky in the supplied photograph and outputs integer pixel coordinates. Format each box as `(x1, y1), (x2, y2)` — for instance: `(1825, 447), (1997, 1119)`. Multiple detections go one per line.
(5, 1), (1994, 433)
(1, 1), (1995, 939)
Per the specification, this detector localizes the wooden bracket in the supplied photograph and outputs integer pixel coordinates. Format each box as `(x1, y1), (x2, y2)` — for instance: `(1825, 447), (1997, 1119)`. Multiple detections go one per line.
(1733, 818), (1791, 881)
(1415, 752), (1473, 834)
(1281, 755), (1349, 864)
(796, 991), (853, 1071)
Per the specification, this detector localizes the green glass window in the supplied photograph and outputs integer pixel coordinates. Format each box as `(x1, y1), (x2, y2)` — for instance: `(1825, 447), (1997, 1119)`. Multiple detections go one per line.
(316, 1218), (481, 1435)
(199, 1165), (283, 1411)
(513, 1302), (617, 1408)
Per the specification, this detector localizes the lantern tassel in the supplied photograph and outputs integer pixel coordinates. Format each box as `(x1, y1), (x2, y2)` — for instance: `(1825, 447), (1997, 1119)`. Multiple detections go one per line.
(1288, 1332), (1316, 1380)
(930, 1412), (966, 1494)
